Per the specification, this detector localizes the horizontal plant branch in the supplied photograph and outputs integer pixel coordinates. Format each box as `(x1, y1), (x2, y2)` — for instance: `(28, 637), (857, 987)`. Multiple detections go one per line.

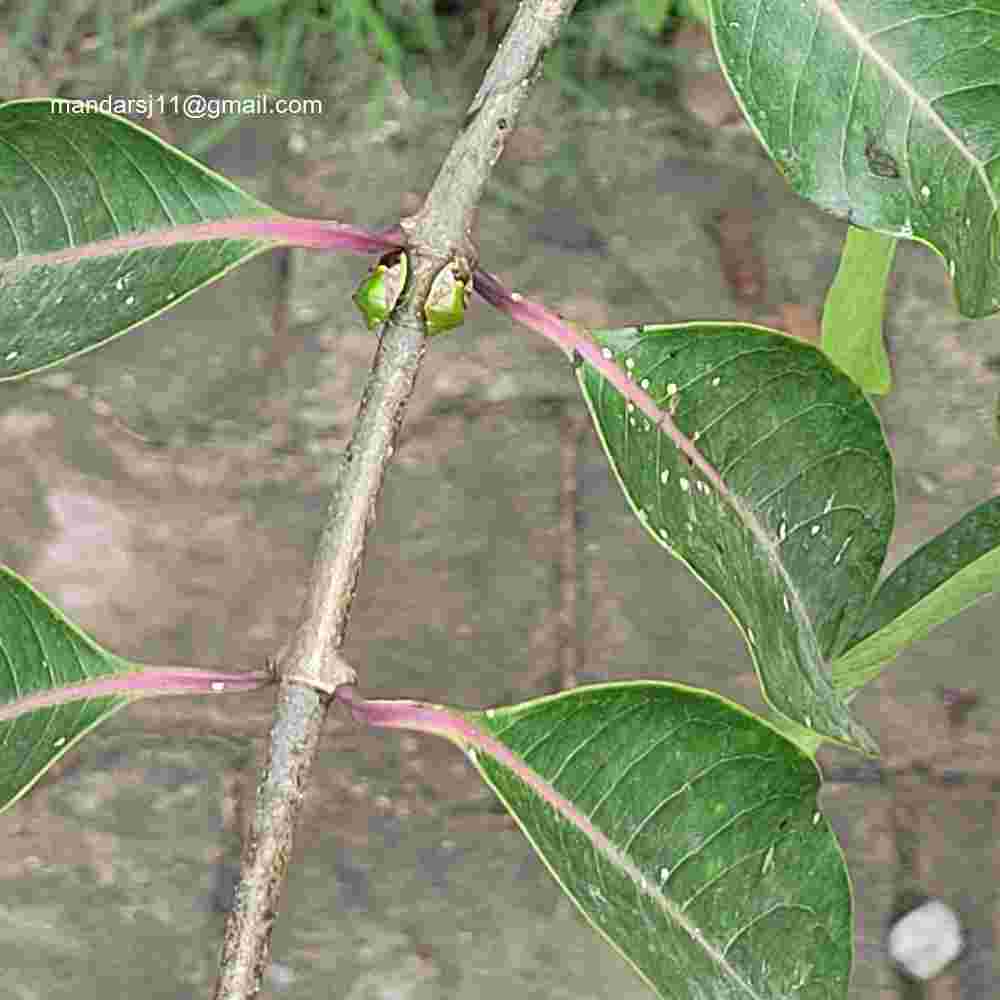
(0, 667), (273, 724)
(0, 219), (401, 276)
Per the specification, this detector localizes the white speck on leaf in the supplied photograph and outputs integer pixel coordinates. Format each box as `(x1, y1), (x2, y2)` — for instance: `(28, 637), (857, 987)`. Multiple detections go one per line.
(810, 524), (820, 536)
(125, 295), (135, 306)
(54, 736), (66, 748)
(711, 376), (721, 387)
(601, 347), (613, 360)
(660, 469), (670, 484)
(812, 811), (821, 825)
(666, 382), (678, 396)
(679, 478), (690, 492)
(779, 520), (787, 542)
(640, 378), (650, 389)
(920, 184), (930, 199)
(625, 357), (635, 370)
(782, 593), (790, 613)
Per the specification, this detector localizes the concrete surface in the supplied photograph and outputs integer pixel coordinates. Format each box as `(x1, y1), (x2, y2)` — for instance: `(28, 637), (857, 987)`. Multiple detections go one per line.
(0, 18), (998, 1000)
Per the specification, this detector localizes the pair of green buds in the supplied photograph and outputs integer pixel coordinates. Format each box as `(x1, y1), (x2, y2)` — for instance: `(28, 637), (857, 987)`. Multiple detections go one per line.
(353, 251), (470, 336)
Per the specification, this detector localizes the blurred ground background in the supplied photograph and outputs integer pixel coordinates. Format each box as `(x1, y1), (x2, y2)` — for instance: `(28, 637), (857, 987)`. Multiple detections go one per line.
(0, 1), (998, 997)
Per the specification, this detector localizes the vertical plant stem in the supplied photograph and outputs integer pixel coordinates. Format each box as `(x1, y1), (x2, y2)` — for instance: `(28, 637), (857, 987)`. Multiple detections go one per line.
(213, 2), (580, 997)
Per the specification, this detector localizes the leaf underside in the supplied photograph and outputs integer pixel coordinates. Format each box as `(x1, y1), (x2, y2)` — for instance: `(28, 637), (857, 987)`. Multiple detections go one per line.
(821, 227), (895, 396)
(834, 495), (1000, 691)
(468, 682), (853, 1000)
(578, 323), (893, 754)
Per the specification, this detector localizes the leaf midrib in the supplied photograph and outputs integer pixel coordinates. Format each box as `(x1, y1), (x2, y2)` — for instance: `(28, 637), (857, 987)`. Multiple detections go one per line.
(472, 710), (768, 998)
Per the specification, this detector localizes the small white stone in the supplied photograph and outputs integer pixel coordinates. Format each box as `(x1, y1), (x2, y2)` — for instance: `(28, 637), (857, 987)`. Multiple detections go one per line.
(888, 900), (963, 981)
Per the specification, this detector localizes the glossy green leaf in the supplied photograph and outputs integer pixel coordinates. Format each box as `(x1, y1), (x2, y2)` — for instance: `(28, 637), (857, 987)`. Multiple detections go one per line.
(821, 227), (895, 395)
(0, 567), (133, 812)
(424, 263), (469, 336)
(833, 496), (1000, 693)
(709, 0), (1000, 318)
(353, 250), (408, 330)
(468, 682), (853, 1000)
(0, 99), (277, 379)
(0, 568), (271, 814)
(578, 324), (893, 753)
